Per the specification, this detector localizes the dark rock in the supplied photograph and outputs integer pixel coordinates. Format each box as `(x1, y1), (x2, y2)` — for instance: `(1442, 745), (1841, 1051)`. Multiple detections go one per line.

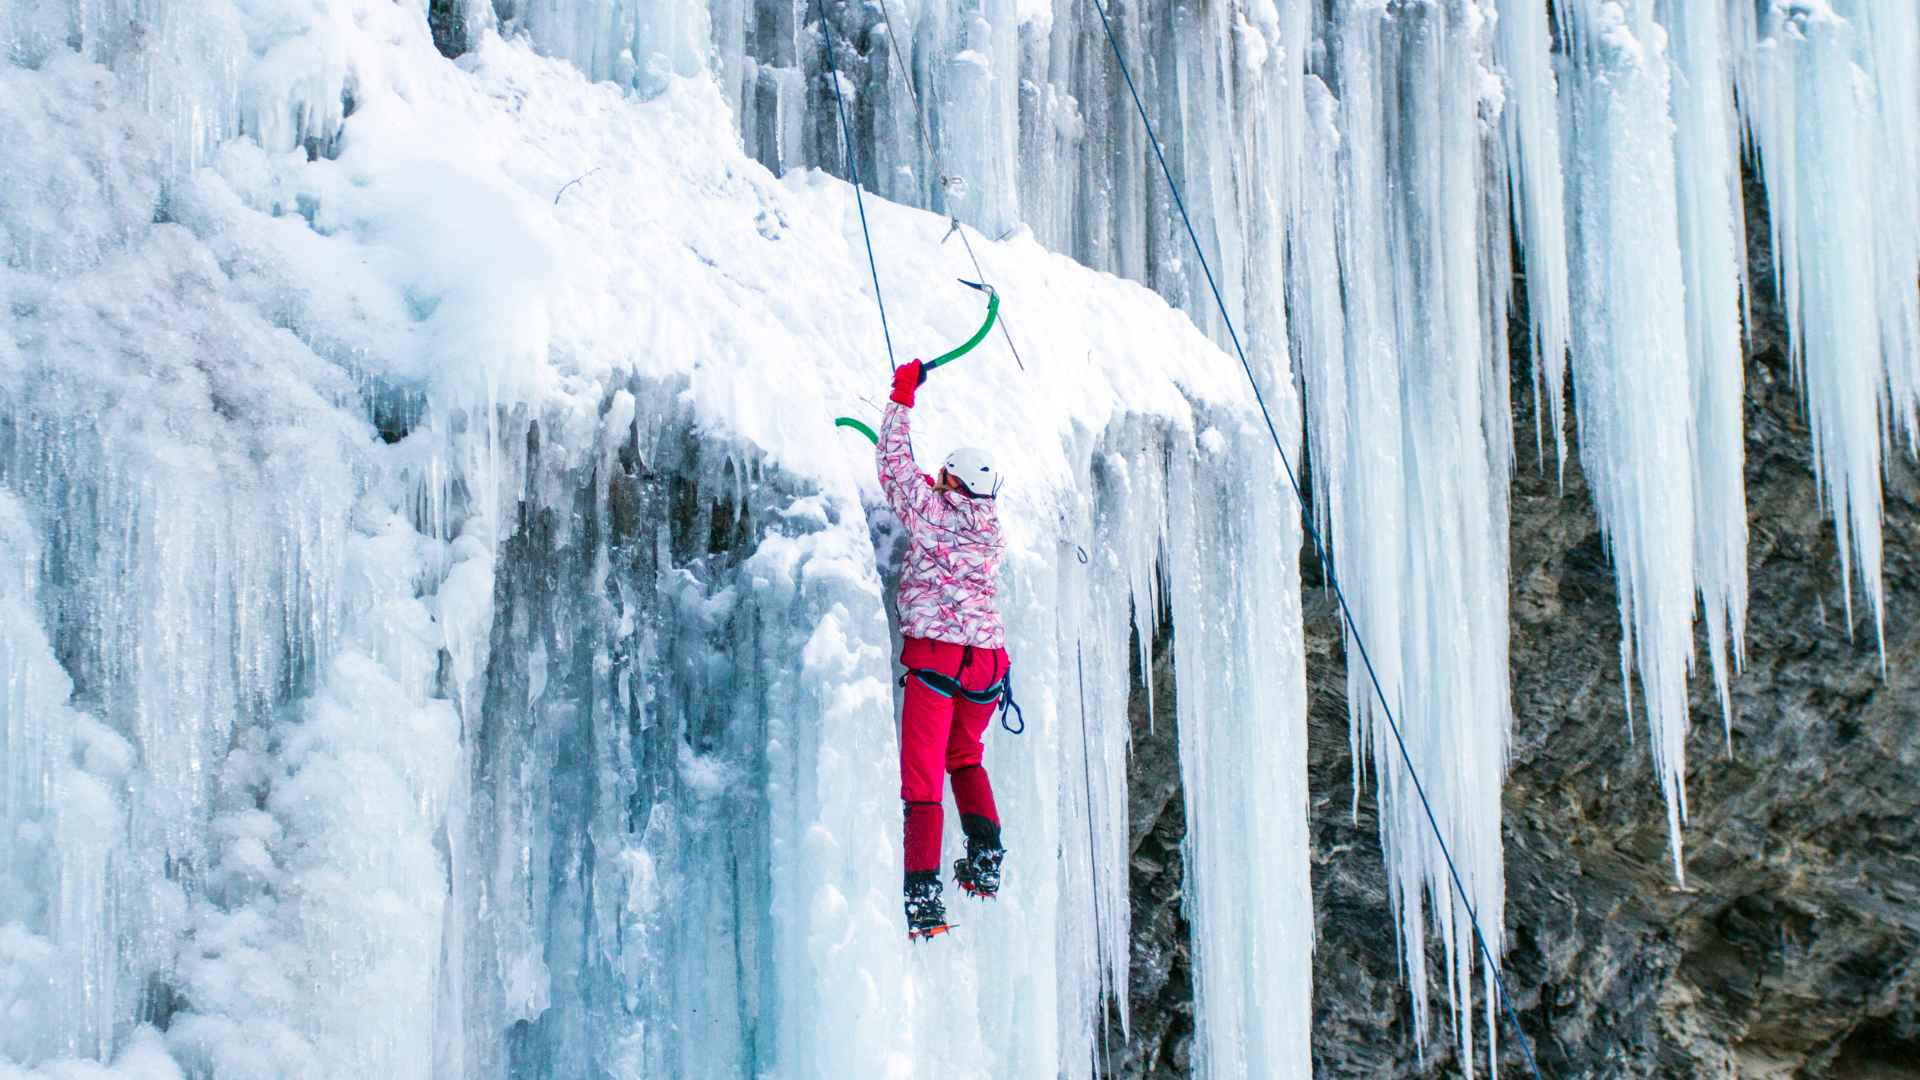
(1117, 165), (1920, 1080)
(1302, 172), (1919, 1079)
(1101, 611), (1197, 1079)
(428, 0), (469, 60)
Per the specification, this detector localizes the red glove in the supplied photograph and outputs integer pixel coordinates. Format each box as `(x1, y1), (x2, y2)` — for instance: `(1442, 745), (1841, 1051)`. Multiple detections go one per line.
(890, 359), (927, 408)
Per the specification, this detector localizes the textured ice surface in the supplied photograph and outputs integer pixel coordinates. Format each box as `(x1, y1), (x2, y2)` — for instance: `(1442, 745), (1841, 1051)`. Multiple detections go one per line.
(0, 2), (1308, 1076)
(4, 0), (1914, 1076)
(1288, 6), (1516, 1071)
(1558, 0), (1704, 883)
(1735, 0), (1920, 653)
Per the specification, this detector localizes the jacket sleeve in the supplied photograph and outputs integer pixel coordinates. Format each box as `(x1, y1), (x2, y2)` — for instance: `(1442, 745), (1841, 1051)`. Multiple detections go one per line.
(877, 402), (934, 525)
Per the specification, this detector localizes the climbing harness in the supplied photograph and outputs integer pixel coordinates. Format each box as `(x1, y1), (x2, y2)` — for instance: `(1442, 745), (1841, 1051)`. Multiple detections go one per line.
(899, 663), (1025, 735)
(834, 280), (1000, 441)
(898, 645), (1024, 734)
(811, 0), (894, 370)
(1086, 0), (1547, 1074)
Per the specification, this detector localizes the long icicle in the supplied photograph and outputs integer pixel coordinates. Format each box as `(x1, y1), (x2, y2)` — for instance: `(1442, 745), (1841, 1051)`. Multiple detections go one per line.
(1083, 0), (1544, 1074)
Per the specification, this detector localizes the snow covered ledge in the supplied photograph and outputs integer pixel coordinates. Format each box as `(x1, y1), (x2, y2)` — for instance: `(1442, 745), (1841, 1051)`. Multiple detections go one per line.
(0, 13), (1309, 1079)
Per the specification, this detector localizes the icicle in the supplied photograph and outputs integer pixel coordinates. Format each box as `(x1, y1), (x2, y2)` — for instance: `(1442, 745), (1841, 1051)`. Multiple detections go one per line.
(1558, 0), (1698, 880)
(1735, 0), (1920, 658)
(1656, 0), (1750, 737)
(1165, 411), (1313, 1080)
(1296, 5), (1514, 1073)
(1493, 0), (1575, 472)
(0, 493), (131, 1067)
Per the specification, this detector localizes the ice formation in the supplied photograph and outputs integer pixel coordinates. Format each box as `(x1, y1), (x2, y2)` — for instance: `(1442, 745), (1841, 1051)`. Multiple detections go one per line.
(1734, 0), (1920, 654)
(1287, 5), (1519, 1072)
(1, 2), (1310, 1076)
(1, 0), (1914, 1077)
(1557, 0), (1707, 883)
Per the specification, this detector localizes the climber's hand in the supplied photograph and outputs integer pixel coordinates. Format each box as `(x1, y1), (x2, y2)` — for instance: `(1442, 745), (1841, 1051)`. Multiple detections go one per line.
(890, 359), (927, 408)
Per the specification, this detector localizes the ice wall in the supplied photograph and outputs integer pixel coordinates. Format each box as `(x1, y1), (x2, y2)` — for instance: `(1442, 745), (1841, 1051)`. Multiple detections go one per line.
(0, 3), (1311, 1077)
(1286, 6), (1517, 1071)
(5, 0), (1914, 1076)
(1735, 0), (1920, 653)
(569, 0), (1908, 1065)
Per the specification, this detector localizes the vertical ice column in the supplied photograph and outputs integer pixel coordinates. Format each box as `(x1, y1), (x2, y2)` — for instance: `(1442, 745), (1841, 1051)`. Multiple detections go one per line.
(0, 494), (132, 1067)
(1154, 0), (1300, 358)
(762, 492), (930, 1080)
(0, 343), (358, 1075)
(1296, 5), (1514, 1072)
(443, 394), (812, 1080)
(696, 0), (1311, 415)
(1069, 0), (1151, 288)
(1165, 411), (1311, 1080)
(167, 497), (462, 1080)
(1857, 3), (1920, 439)
(784, 0), (1020, 232)
(1050, 419), (1176, 1078)
(0, 0), (247, 170)
(1735, 0), (1920, 653)
(937, 0), (1023, 237)
(1558, 0), (1698, 877)
(1657, 0), (1749, 730)
(503, 0), (712, 94)
(1492, 0), (1574, 466)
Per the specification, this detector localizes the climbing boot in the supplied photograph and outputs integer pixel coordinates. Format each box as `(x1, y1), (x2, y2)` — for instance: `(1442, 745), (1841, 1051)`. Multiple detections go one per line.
(904, 871), (950, 940)
(953, 836), (1005, 900)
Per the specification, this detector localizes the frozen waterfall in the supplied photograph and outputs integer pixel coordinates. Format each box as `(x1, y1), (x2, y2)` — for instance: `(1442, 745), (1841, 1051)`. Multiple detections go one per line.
(2, 0), (1915, 1077)
(2, 3), (1311, 1075)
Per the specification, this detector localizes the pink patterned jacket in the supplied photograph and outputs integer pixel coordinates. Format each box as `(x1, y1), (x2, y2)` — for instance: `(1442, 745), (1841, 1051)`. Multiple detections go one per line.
(877, 402), (1007, 649)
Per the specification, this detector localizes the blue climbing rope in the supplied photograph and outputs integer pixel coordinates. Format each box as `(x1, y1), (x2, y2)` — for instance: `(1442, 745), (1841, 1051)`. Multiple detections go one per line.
(1085, 1), (1547, 1075)
(812, 0), (896, 371)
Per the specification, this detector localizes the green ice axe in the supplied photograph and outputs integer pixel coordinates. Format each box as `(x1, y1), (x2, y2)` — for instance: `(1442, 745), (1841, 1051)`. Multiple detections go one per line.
(834, 417), (880, 444)
(834, 280), (1000, 444)
(926, 279), (999, 371)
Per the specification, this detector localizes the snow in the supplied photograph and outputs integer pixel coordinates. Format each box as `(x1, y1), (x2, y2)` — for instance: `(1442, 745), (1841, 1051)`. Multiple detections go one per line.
(3, 0), (1911, 1076)
(0, 1), (1308, 1076)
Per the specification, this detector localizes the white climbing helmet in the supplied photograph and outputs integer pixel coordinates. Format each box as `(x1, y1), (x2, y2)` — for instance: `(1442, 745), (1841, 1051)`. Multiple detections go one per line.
(942, 446), (1000, 498)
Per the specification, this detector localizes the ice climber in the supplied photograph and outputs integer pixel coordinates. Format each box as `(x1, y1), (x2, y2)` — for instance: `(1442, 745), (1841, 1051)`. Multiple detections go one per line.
(879, 357), (1020, 941)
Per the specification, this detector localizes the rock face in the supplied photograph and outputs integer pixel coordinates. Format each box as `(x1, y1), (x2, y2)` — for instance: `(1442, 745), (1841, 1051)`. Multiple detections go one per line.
(1112, 189), (1920, 1077)
(1100, 617), (1194, 1078)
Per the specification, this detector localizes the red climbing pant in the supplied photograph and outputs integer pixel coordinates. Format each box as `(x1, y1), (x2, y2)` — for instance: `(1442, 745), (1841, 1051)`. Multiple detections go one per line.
(898, 636), (1007, 876)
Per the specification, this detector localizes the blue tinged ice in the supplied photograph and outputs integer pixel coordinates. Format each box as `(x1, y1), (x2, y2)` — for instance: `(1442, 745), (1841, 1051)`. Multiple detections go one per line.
(1493, 0), (1574, 468)
(3, 0), (1910, 1076)
(0, 3), (1311, 1077)
(1658, 0), (1750, 734)
(1735, 0), (1920, 654)
(1559, 0), (1701, 879)
(1292, 5), (1514, 1074)
(0, 493), (138, 1068)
